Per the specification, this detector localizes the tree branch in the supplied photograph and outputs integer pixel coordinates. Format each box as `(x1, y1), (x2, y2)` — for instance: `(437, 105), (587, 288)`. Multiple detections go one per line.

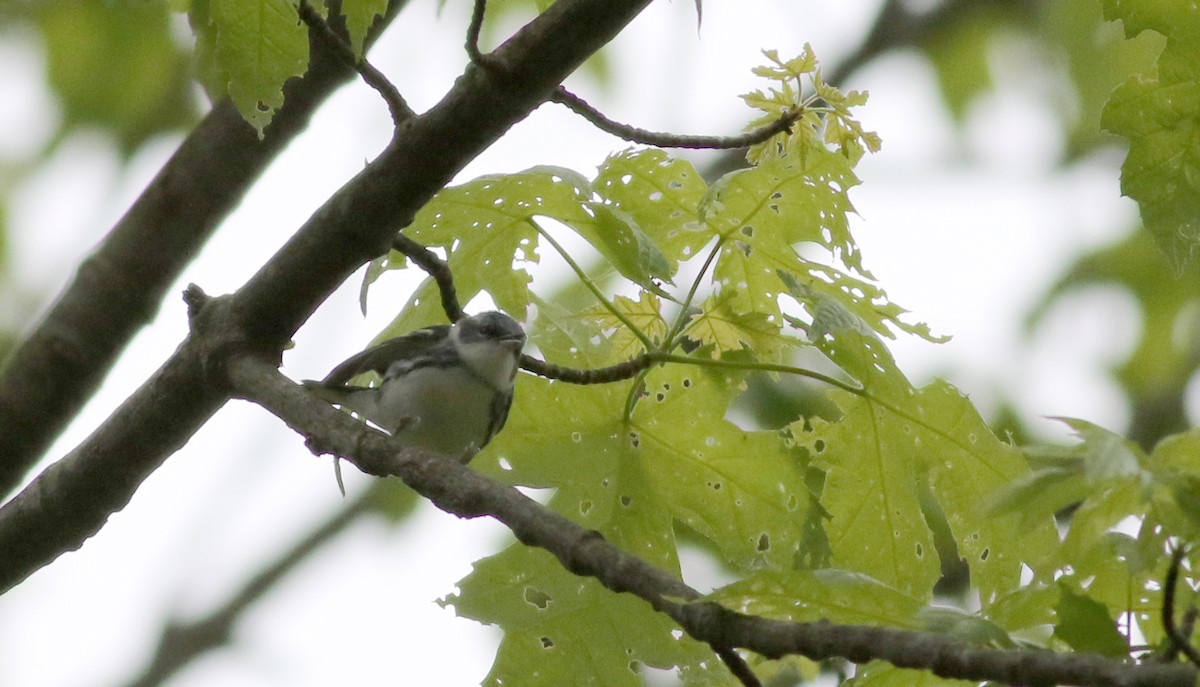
(298, 0), (415, 124)
(228, 353), (1200, 687)
(549, 87), (799, 150)
(0, 0), (656, 595)
(0, 0), (411, 499)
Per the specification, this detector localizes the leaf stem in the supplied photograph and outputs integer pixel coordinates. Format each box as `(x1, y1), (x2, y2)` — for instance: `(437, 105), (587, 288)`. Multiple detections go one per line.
(648, 352), (862, 395)
(530, 221), (656, 351)
(662, 236), (726, 351)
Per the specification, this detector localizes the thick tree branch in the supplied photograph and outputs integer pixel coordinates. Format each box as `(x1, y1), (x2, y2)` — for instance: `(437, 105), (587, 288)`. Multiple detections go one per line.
(229, 354), (1200, 687)
(0, 0), (410, 498)
(0, 0), (655, 595)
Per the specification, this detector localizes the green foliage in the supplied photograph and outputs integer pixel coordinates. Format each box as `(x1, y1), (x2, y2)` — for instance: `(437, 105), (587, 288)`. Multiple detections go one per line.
(1053, 582), (1128, 657)
(340, 0), (390, 58)
(370, 42), (1200, 684)
(190, 0), (309, 136)
(1102, 0), (1200, 270)
(355, 48), (1195, 684)
(37, 1), (194, 151)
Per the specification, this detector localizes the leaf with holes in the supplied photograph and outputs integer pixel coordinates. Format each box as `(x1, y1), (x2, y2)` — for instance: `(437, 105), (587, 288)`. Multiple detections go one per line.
(445, 546), (712, 687)
(400, 167), (588, 314)
(593, 148), (711, 262)
(201, 0), (309, 136)
(583, 291), (669, 364)
(795, 329), (1056, 602)
(633, 365), (807, 568)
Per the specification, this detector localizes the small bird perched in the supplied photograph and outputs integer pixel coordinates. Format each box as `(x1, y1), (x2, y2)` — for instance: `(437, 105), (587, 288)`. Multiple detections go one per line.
(303, 311), (526, 461)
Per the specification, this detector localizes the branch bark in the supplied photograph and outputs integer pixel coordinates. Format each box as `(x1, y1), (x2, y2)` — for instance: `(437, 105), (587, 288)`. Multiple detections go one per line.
(228, 353), (1200, 687)
(0, 0), (654, 595)
(0, 0), (409, 498)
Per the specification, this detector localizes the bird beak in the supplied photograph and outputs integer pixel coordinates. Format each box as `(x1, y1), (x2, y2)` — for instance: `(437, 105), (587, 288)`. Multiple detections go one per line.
(501, 335), (525, 353)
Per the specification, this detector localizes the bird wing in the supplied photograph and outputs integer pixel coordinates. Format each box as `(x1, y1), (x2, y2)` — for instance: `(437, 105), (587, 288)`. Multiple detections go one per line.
(483, 386), (516, 448)
(319, 324), (453, 386)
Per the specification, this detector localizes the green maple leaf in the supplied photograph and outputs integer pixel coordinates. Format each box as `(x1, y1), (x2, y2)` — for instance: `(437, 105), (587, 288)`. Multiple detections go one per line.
(199, 0), (309, 136)
(796, 330), (1056, 602)
(684, 291), (795, 361)
(445, 546), (711, 687)
(1101, 0), (1200, 270)
(338, 0), (389, 57)
(593, 149), (711, 263)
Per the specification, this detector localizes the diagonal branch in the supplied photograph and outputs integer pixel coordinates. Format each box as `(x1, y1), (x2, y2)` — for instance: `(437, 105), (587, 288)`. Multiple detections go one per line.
(298, 0), (415, 124)
(228, 353), (1200, 687)
(0, 0), (657, 596)
(0, 0), (411, 499)
(549, 87), (799, 150)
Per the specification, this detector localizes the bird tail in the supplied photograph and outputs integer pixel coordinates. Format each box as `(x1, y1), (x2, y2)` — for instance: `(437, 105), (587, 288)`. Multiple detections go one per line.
(302, 380), (369, 406)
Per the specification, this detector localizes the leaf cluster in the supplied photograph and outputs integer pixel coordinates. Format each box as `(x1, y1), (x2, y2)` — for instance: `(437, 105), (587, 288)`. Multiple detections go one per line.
(350, 47), (1200, 685)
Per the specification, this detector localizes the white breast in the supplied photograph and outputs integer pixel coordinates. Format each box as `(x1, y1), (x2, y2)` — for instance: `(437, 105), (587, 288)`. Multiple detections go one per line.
(375, 365), (496, 455)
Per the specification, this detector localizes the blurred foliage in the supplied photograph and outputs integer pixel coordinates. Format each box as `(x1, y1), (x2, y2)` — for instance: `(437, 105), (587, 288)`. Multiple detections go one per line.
(34, 0), (196, 153)
(1101, 0), (1200, 272)
(1029, 230), (1200, 449)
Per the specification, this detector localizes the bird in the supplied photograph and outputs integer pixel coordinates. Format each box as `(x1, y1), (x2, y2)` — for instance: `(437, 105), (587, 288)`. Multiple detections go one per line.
(303, 311), (526, 462)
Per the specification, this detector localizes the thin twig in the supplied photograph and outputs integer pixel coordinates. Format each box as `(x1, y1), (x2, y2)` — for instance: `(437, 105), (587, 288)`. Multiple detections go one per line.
(1163, 546), (1200, 666)
(391, 233), (465, 322)
(298, 0), (415, 125)
(466, 0), (495, 68)
(715, 646), (763, 687)
(550, 87), (798, 150)
(519, 353), (650, 384)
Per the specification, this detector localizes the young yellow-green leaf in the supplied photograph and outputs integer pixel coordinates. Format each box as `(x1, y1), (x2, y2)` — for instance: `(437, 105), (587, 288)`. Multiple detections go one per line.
(583, 291), (668, 364)
(594, 149), (712, 262)
(742, 46), (879, 164)
(338, 0), (389, 57)
(445, 546), (713, 687)
(207, 0), (309, 136)
(1053, 582), (1128, 657)
(707, 568), (923, 628)
(684, 292), (793, 361)
(797, 330), (1056, 602)
(1101, 1), (1200, 270)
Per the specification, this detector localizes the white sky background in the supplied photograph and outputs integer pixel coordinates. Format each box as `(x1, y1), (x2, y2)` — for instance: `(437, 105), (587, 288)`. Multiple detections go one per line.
(0, 1), (1148, 685)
